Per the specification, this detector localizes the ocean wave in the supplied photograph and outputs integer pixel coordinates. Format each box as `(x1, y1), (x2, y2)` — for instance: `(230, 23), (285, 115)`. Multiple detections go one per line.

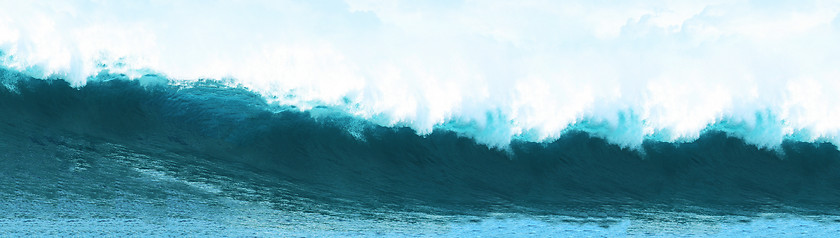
(6, 2), (840, 235)
(3, 70), (840, 209)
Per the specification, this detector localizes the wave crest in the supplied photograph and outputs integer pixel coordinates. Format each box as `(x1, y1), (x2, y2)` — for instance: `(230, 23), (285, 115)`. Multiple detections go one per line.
(3, 1), (840, 148)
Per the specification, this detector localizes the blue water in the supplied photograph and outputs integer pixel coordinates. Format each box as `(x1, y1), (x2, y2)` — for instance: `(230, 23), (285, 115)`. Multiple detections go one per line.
(3, 0), (840, 235)
(1, 69), (840, 236)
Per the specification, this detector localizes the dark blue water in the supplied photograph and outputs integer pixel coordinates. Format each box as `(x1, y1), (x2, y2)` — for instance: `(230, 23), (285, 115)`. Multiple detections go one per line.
(2, 69), (840, 236)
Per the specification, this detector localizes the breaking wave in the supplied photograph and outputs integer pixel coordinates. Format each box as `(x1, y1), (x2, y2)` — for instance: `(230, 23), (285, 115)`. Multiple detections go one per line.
(3, 68), (840, 206)
(4, 66), (840, 235)
(3, 1), (840, 149)
(5, 1), (840, 235)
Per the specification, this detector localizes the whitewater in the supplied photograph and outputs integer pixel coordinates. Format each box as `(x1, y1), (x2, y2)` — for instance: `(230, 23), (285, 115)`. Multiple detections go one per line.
(3, 0), (840, 149)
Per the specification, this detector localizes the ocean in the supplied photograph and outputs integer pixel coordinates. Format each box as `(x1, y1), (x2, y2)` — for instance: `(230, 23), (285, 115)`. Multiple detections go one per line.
(2, 70), (840, 236)
(3, 1), (840, 236)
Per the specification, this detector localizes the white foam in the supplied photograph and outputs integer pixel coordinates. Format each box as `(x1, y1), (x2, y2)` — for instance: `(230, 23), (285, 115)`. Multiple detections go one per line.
(2, 0), (840, 149)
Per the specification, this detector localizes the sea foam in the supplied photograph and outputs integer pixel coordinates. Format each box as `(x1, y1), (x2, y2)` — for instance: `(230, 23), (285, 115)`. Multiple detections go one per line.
(2, 0), (840, 149)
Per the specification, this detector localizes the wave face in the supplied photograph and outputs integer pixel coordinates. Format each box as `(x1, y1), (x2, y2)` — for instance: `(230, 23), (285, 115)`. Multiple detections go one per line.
(3, 68), (840, 235)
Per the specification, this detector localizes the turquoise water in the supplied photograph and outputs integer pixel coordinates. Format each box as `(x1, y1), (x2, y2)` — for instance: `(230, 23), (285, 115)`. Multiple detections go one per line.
(3, 1), (840, 235)
(2, 72), (840, 236)
(4, 208), (840, 237)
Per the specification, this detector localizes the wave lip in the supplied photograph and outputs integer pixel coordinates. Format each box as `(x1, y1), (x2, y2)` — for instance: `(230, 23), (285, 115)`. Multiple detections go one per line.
(2, 64), (840, 151)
